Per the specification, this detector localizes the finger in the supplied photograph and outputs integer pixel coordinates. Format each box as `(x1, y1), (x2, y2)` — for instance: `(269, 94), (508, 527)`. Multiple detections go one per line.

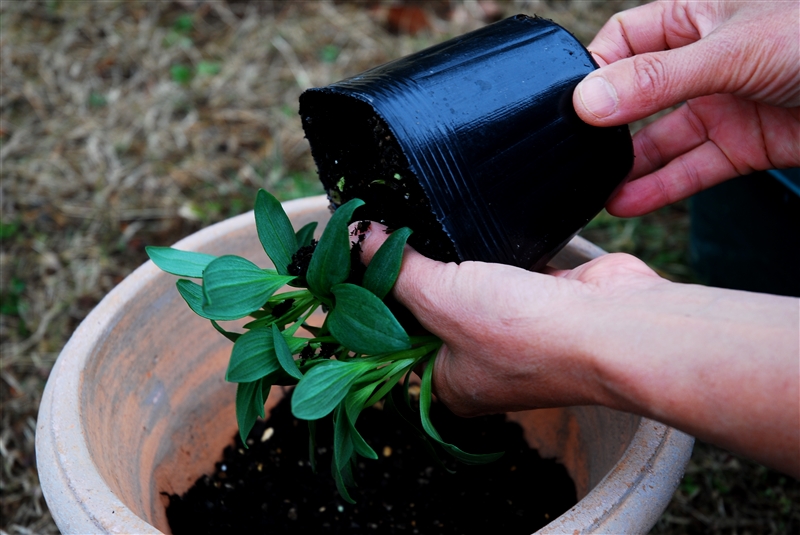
(357, 221), (453, 326)
(351, 221), (388, 265)
(627, 103), (710, 181)
(574, 36), (736, 126)
(586, 1), (675, 66)
(606, 139), (738, 217)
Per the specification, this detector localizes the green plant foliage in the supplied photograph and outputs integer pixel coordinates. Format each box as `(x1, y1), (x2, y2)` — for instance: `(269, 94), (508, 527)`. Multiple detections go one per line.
(327, 283), (410, 355)
(420, 357), (504, 465)
(177, 279), (241, 321)
(291, 359), (371, 420)
(170, 64), (192, 84)
(146, 189), (501, 501)
(295, 221), (317, 248)
(226, 327), (305, 383)
(306, 198), (364, 298)
(0, 221), (19, 240)
(202, 256), (295, 319)
(320, 44), (339, 63)
(362, 227), (412, 299)
(255, 189), (297, 275)
(272, 324), (303, 380)
(196, 61), (221, 76)
(146, 246), (216, 278)
(235, 380), (262, 444)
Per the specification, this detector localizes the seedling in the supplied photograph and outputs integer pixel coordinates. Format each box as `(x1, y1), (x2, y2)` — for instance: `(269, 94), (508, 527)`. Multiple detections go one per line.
(146, 189), (501, 502)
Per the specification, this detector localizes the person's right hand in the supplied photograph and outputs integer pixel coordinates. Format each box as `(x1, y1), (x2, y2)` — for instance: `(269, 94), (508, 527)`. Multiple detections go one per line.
(571, 0), (800, 217)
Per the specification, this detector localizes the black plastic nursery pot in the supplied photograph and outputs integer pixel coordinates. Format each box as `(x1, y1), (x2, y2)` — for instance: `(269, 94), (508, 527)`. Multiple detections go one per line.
(300, 14), (633, 271)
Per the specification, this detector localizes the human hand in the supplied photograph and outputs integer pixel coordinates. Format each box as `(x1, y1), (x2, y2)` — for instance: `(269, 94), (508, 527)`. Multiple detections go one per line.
(358, 223), (799, 475)
(357, 223), (666, 417)
(572, 0), (800, 217)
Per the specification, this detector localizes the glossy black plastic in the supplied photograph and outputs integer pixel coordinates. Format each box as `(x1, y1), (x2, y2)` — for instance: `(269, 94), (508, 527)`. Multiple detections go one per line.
(300, 15), (633, 270)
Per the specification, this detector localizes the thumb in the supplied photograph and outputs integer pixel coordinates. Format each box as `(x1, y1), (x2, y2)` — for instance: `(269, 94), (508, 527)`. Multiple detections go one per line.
(572, 39), (728, 126)
(356, 222), (453, 331)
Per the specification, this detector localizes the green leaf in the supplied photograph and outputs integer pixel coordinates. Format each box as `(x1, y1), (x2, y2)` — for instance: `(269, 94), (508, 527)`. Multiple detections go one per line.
(332, 404), (356, 504)
(271, 324), (303, 380)
(235, 380), (261, 444)
(170, 64), (192, 84)
(419, 357), (504, 465)
(362, 227), (412, 299)
(255, 189), (297, 276)
(202, 256), (294, 319)
(345, 387), (378, 460)
(327, 283), (410, 355)
(291, 359), (371, 420)
(306, 198), (364, 297)
(211, 320), (240, 343)
(254, 375), (267, 419)
(176, 280), (225, 320)
(197, 61), (221, 76)
(332, 456), (355, 504)
(334, 404), (356, 472)
(146, 246), (216, 278)
(364, 359), (416, 407)
(295, 222), (318, 248)
(385, 383), (455, 474)
(226, 327), (306, 383)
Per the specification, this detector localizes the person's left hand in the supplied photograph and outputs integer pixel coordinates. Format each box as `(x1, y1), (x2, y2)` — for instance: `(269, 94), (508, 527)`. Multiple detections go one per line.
(356, 223), (666, 417)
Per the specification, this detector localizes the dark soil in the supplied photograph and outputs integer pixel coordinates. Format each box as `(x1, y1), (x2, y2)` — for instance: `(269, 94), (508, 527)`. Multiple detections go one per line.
(300, 93), (460, 263)
(166, 390), (576, 534)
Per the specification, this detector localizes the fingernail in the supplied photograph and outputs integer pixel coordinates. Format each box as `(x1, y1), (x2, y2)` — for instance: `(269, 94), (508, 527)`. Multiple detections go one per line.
(578, 76), (618, 118)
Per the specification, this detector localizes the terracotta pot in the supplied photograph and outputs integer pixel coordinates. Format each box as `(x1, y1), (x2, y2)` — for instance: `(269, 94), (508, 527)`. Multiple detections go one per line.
(36, 195), (693, 534)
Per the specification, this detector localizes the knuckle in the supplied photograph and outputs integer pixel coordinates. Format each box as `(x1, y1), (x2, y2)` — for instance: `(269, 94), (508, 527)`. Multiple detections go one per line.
(631, 54), (671, 105)
(636, 130), (665, 170)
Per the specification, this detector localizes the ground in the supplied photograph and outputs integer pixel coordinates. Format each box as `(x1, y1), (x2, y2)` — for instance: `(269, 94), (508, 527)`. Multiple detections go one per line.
(1, 1), (798, 534)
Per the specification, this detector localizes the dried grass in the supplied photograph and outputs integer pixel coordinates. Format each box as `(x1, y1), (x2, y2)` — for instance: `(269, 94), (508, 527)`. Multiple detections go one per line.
(1, 1), (797, 534)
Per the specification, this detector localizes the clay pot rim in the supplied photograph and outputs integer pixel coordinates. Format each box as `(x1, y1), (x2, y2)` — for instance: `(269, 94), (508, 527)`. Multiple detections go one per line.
(36, 195), (692, 534)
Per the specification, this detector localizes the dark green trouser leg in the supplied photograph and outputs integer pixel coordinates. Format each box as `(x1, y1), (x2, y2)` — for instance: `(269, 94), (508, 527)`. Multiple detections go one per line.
(690, 170), (800, 298)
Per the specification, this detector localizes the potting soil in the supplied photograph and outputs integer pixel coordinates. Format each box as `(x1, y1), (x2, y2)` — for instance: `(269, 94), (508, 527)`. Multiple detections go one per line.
(166, 390), (576, 534)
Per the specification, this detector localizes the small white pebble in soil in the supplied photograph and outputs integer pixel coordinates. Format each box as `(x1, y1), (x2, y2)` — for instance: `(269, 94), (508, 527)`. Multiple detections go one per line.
(257, 463), (263, 472)
(319, 506), (326, 513)
(287, 507), (298, 520)
(220, 464), (226, 472)
(261, 427), (275, 442)
(382, 446), (392, 457)
(337, 505), (344, 513)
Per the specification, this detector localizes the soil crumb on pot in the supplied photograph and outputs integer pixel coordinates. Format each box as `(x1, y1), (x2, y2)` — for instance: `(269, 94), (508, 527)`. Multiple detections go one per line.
(300, 94), (459, 263)
(166, 391), (575, 534)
